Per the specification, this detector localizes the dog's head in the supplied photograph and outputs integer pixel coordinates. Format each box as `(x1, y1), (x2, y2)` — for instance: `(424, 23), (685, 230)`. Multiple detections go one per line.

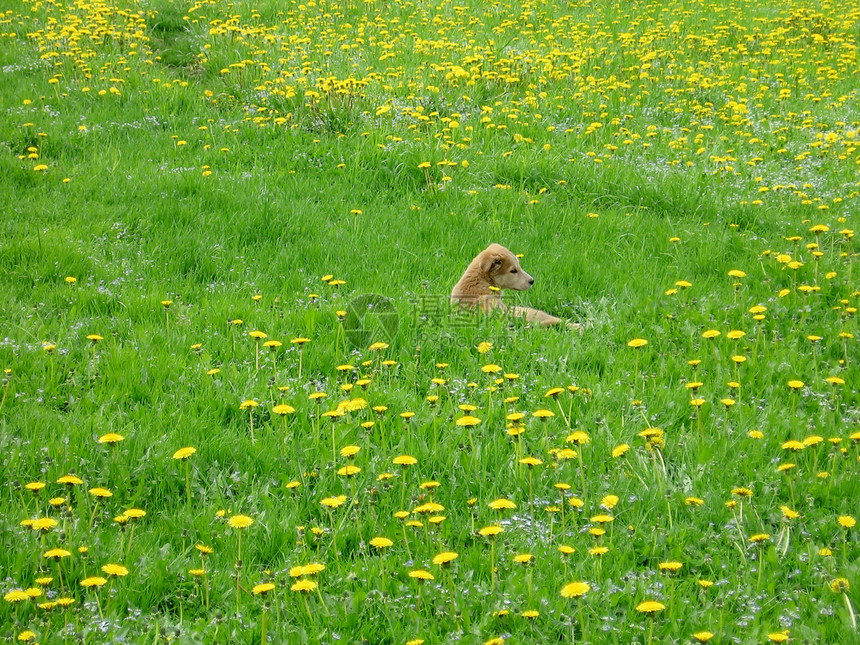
(480, 243), (534, 291)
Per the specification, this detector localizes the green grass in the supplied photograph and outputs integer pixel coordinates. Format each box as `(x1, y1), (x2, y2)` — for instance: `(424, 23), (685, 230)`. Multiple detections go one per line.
(0, 0), (858, 642)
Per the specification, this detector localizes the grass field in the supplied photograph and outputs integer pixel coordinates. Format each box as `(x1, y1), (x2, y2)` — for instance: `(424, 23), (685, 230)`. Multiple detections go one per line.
(1, 0), (858, 642)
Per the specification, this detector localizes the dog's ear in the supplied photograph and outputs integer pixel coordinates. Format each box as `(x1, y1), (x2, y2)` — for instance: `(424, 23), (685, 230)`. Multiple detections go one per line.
(482, 253), (503, 274)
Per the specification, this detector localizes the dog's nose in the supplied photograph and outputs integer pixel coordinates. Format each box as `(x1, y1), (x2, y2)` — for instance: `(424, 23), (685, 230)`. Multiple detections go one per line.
(528, 278), (534, 285)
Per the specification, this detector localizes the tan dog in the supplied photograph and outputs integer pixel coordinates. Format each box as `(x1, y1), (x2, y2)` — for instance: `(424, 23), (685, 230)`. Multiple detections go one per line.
(450, 243), (565, 327)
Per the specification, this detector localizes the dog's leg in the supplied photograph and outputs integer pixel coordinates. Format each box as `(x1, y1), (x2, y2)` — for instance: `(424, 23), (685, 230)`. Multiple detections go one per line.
(509, 305), (581, 329)
(477, 294), (504, 314)
(509, 305), (559, 326)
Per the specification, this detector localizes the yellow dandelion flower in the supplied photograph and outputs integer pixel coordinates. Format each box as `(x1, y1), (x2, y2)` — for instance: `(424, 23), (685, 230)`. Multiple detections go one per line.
(291, 579), (318, 592)
(172, 447), (197, 460)
(612, 444), (630, 458)
(830, 578), (850, 593)
(432, 551), (458, 565)
(252, 583), (275, 595)
(566, 430), (590, 444)
(340, 445), (361, 458)
(227, 514), (254, 529)
(300, 563), (326, 576)
(479, 525), (504, 537)
(30, 518), (58, 532)
(80, 577), (107, 588)
(838, 515), (856, 528)
(320, 495), (348, 509)
(101, 564), (129, 577)
(43, 548), (71, 560)
(560, 581), (590, 598)
(779, 506), (799, 520)
(369, 537), (393, 549)
(636, 600), (666, 613)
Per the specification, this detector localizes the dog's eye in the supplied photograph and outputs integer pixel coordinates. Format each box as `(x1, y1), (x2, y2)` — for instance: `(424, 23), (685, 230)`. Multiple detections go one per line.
(510, 269), (518, 274)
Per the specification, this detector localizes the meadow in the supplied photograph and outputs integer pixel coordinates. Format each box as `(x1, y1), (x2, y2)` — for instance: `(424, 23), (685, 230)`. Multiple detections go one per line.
(0, 0), (858, 641)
